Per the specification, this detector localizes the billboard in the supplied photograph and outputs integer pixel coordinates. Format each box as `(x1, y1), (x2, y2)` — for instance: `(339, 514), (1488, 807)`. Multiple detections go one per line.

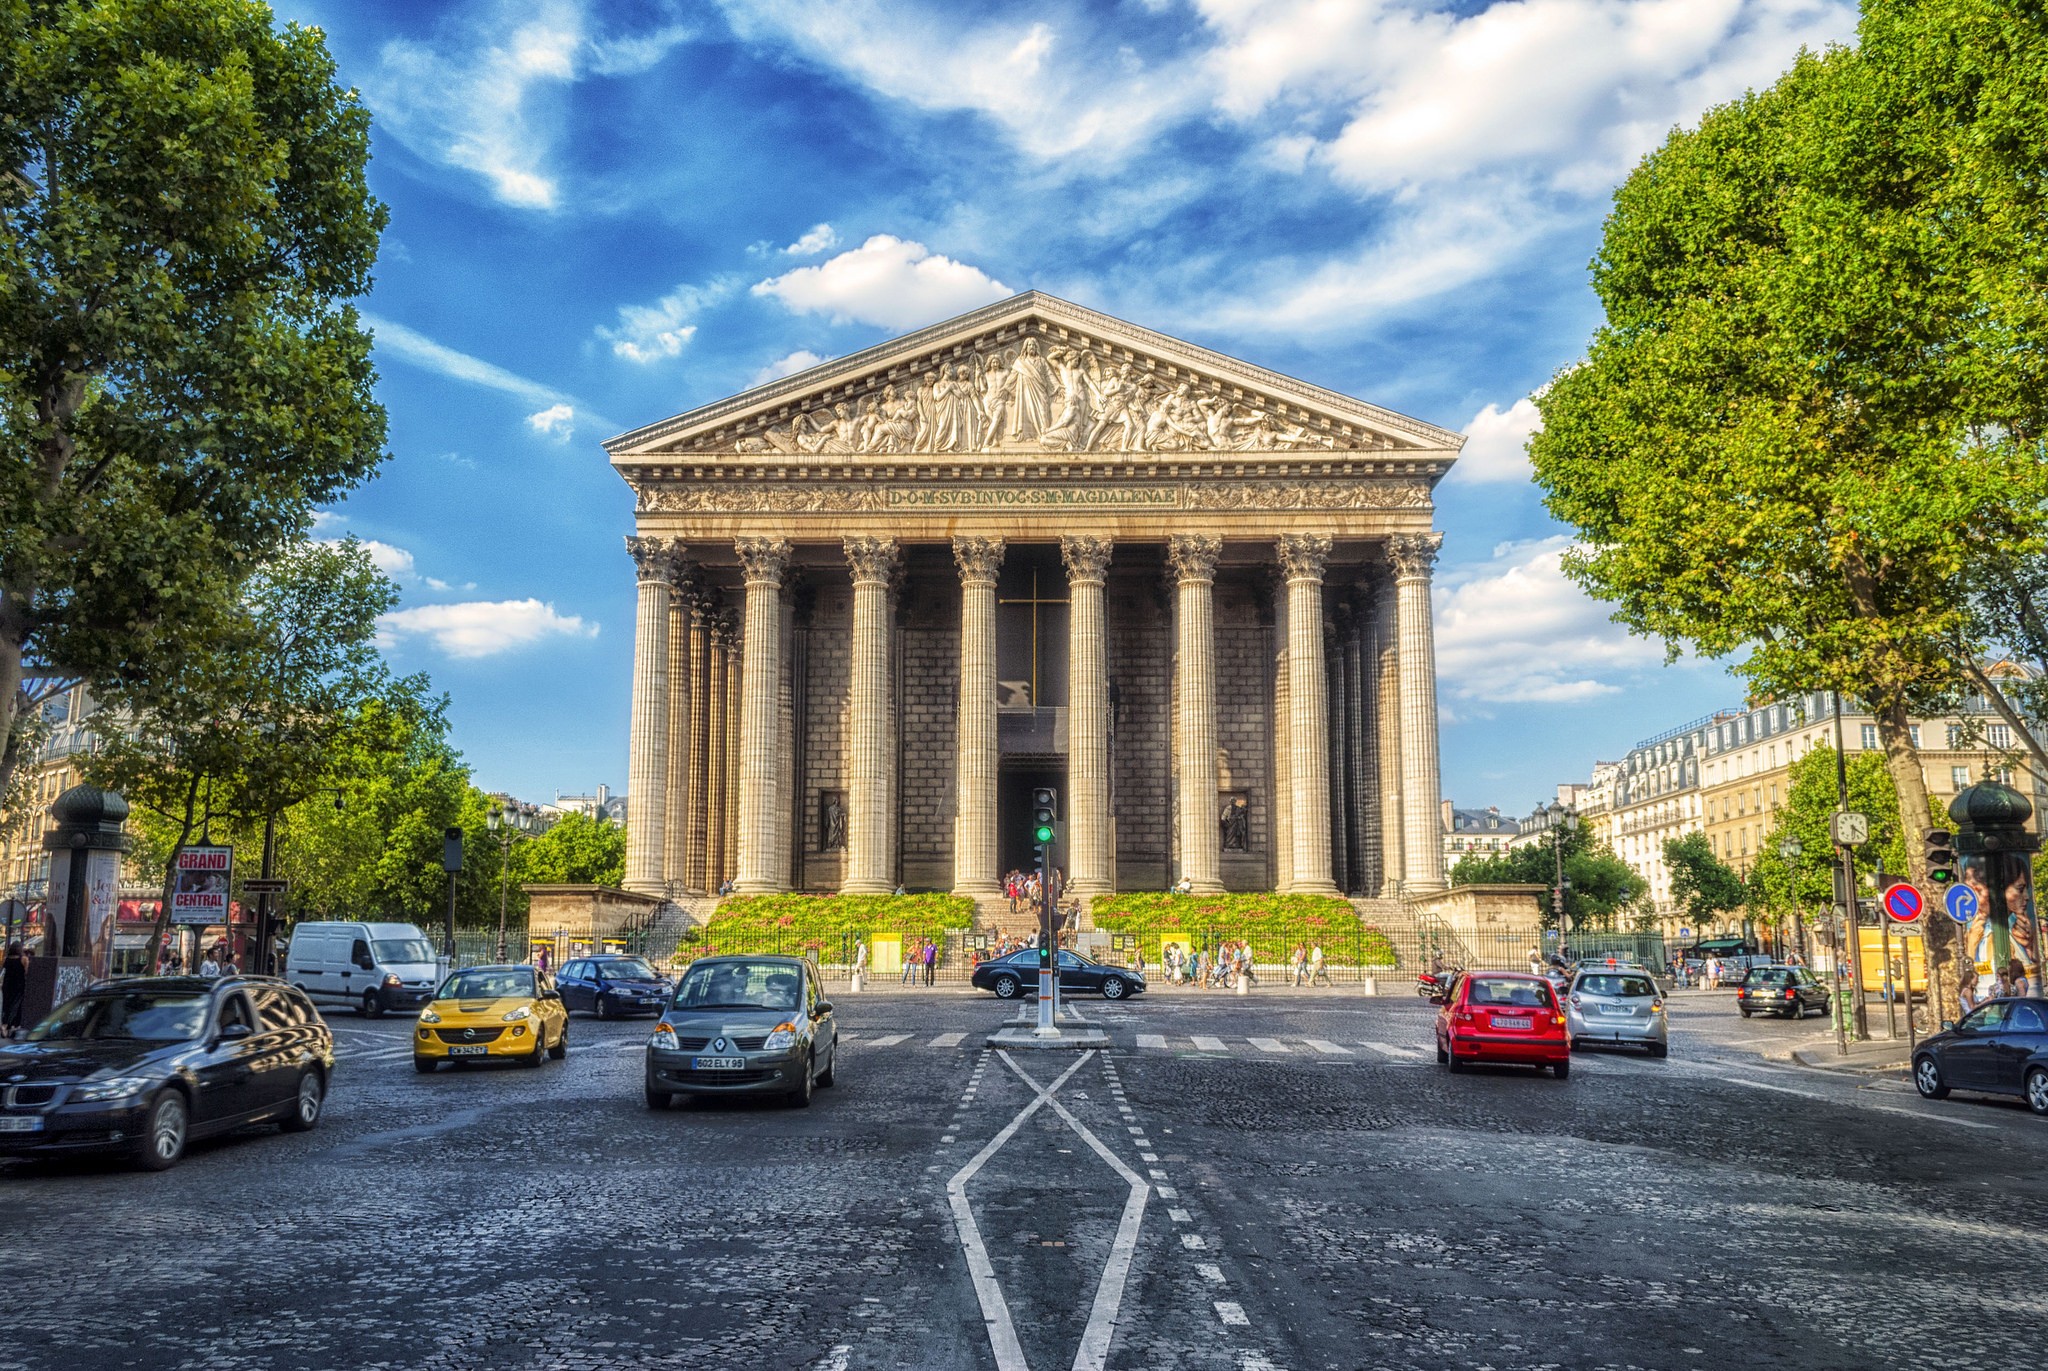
(1956, 851), (2040, 1004)
(170, 845), (234, 926)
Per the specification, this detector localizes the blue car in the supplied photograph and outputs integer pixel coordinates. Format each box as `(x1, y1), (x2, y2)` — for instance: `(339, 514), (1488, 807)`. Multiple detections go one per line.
(1913, 996), (2048, 1116)
(553, 955), (673, 1019)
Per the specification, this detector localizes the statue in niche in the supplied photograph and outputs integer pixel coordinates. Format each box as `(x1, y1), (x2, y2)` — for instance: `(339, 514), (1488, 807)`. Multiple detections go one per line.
(1220, 794), (1250, 852)
(820, 791), (847, 852)
(1007, 338), (1056, 442)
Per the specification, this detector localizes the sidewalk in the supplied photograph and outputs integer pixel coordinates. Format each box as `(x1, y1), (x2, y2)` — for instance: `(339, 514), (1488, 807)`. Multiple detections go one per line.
(1778, 1035), (1915, 1077)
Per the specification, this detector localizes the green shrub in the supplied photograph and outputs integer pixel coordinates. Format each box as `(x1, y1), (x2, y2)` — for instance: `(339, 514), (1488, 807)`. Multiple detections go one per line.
(684, 893), (975, 958)
(1090, 892), (1399, 966)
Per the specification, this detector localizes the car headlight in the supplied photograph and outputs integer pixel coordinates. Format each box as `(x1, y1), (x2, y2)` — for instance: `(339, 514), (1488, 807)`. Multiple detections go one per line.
(762, 1022), (798, 1051)
(384, 974), (402, 988)
(502, 1005), (532, 1022)
(419, 1008), (442, 1024)
(73, 1076), (154, 1102)
(650, 1023), (678, 1049)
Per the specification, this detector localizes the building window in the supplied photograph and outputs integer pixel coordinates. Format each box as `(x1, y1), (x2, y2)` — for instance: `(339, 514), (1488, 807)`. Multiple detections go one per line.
(1952, 765), (1970, 790)
(1908, 725), (1921, 748)
(1993, 767), (2014, 786)
(1860, 724), (1879, 750)
(1989, 724), (2013, 749)
(1949, 724), (1967, 749)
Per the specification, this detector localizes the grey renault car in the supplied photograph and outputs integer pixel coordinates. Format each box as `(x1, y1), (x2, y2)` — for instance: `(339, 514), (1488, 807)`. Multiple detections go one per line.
(644, 955), (837, 1109)
(1565, 966), (1669, 1057)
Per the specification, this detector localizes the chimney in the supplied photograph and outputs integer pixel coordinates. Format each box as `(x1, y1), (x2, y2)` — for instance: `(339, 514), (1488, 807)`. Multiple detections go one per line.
(1441, 799), (1455, 832)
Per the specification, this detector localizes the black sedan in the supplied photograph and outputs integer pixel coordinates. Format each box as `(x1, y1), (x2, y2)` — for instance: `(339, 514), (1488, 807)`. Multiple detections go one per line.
(1736, 965), (1831, 1018)
(1913, 996), (2048, 1115)
(0, 976), (333, 1170)
(553, 955), (672, 1018)
(970, 948), (1146, 1001)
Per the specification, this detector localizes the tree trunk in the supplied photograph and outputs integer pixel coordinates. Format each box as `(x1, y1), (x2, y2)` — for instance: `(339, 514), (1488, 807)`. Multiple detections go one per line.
(1872, 701), (1952, 1028)
(144, 776), (203, 970)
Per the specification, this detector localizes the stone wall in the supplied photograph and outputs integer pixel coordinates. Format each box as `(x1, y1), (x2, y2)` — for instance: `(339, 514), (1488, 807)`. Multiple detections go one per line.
(1109, 560), (1170, 889)
(800, 583), (851, 891)
(524, 885), (666, 938)
(1215, 573), (1274, 891)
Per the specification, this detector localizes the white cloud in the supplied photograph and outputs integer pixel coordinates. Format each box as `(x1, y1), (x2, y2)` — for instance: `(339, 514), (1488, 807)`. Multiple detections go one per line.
(750, 350), (826, 387)
(368, 1), (692, 210)
(597, 279), (732, 364)
(1433, 537), (1669, 705)
(753, 235), (1011, 332)
(379, 599), (598, 659)
(784, 223), (839, 256)
(1453, 396), (1545, 485)
(358, 540), (419, 580)
(311, 510), (344, 533)
(526, 403), (577, 440)
(363, 313), (617, 432)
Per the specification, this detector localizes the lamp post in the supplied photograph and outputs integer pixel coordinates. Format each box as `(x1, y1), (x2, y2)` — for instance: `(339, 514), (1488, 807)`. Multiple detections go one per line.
(487, 801), (541, 962)
(1545, 801), (1580, 960)
(1778, 837), (1805, 963)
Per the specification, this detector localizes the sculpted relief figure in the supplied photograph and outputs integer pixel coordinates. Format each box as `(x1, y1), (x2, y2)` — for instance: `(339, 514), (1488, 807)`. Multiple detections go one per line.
(1038, 346), (1094, 450)
(979, 352), (1013, 446)
(1007, 338), (1056, 442)
(929, 362), (982, 453)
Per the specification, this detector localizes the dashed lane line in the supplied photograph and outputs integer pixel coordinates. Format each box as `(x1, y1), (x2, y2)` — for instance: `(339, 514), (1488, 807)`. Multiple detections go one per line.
(930, 1032), (966, 1048)
(1302, 1038), (1352, 1055)
(1246, 1038), (1290, 1054)
(1190, 1035), (1228, 1052)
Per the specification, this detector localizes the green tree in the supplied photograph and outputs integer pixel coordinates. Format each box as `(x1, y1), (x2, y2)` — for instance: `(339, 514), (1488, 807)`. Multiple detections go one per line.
(0, 0), (387, 807)
(1449, 826), (1648, 933)
(1662, 831), (1746, 934)
(1527, 2), (2048, 1010)
(512, 812), (625, 889)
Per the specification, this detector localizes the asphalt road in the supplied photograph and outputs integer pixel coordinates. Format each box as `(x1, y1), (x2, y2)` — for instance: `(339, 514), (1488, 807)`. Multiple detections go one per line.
(2, 987), (2041, 1371)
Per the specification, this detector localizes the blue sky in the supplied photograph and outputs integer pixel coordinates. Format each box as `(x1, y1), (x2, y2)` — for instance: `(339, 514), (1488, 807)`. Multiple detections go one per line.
(292, 0), (1859, 820)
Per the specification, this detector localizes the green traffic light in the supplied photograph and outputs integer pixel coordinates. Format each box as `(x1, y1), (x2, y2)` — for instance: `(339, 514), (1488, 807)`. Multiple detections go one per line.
(1034, 824), (1055, 843)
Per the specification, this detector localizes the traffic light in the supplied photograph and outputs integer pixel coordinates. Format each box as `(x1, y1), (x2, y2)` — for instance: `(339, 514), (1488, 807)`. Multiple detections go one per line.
(1031, 786), (1058, 873)
(1923, 829), (1957, 887)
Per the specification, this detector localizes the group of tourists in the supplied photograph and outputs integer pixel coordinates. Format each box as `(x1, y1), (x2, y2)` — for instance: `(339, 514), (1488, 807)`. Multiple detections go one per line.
(1960, 958), (2034, 1010)
(897, 937), (939, 986)
(1003, 869), (1060, 912)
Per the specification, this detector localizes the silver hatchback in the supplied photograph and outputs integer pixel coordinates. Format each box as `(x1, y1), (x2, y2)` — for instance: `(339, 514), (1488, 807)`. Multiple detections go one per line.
(1567, 968), (1669, 1057)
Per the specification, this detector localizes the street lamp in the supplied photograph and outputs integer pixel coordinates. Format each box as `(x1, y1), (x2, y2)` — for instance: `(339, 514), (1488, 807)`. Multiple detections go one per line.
(487, 801), (541, 962)
(1778, 837), (1805, 963)
(1546, 801), (1580, 960)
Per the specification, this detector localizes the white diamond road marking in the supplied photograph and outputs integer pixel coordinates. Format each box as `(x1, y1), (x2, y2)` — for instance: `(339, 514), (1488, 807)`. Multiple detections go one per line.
(1247, 1037), (1288, 1053)
(1216, 1302), (1249, 1326)
(1181, 1234), (1207, 1249)
(1190, 1035), (1227, 1052)
(1303, 1038), (1352, 1055)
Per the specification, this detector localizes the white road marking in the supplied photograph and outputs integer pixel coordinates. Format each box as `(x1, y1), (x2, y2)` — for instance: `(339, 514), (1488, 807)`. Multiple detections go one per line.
(1191, 1035), (1227, 1052)
(931, 1032), (966, 1048)
(1181, 1234), (1207, 1249)
(1247, 1037), (1289, 1053)
(1195, 1262), (1224, 1283)
(812, 1345), (851, 1371)
(1241, 1355), (1284, 1370)
(1303, 1038), (1352, 1055)
(947, 1052), (1092, 1371)
(1155, 1184), (1175, 1198)
(1215, 1302), (1249, 1326)
(865, 1033), (910, 1047)
(1359, 1041), (1425, 1059)
(1136, 1033), (1167, 1050)
(997, 1052), (1151, 1371)
(1168, 1208), (1192, 1223)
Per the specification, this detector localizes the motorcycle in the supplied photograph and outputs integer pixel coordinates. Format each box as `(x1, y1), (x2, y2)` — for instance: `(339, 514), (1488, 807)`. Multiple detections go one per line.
(1415, 968), (1460, 1002)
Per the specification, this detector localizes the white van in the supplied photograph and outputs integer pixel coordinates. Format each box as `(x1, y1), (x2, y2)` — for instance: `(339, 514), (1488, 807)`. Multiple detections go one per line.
(286, 921), (440, 1017)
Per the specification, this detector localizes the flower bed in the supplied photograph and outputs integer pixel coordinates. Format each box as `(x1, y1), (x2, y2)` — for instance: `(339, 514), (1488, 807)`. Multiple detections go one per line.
(1089, 892), (1399, 966)
(681, 892), (975, 960)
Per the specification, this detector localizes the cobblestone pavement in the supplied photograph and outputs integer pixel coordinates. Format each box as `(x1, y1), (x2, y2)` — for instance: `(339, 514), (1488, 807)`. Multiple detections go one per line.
(2, 989), (2041, 1371)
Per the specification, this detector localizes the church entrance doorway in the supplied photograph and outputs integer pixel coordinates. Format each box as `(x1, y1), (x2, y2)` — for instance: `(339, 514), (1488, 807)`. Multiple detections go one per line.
(997, 765), (1065, 884)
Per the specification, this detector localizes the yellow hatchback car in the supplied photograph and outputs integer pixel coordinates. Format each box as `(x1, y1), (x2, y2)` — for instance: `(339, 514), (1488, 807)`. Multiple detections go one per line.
(413, 965), (568, 1073)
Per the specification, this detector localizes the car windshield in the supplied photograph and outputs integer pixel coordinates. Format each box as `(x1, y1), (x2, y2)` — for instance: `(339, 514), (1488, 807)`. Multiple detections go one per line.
(1745, 969), (1792, 987)
(1577, 975), (1655, 998)
(594, 958), (660, 980)
(672, 961), (802, 1012)
(372, 938), (435, 964)
(1467, 977), (1551, 1008)
(28, 991), (209, 1043)
(438, 969), (535, 1001)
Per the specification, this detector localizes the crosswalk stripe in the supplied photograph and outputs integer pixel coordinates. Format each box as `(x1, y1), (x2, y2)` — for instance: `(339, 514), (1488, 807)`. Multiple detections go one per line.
(1246, 1037), (1290, 1053)
(1190, 1035), (1227, 1053)
(1135, 1033), (1167, 1050)
(1302, 1038), (1351, 1055)
(1359, 1041), (1425, 1059)
(931, 1032), (966, 1048)
(864, 1033), (910, 1047)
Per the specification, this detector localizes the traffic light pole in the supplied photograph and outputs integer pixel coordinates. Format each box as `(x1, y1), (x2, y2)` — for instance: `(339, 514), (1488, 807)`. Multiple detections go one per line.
(1031, 786), (1062, 1037)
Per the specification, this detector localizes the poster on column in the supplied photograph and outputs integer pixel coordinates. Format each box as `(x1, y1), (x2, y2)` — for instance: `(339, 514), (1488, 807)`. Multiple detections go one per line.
(85, 850), (121, 979)
(1956, 851), (2038, 1002)
(171, 846), (234, 926)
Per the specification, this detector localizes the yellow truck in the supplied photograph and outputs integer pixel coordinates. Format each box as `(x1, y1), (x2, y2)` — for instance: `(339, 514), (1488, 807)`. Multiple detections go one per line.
(1858, 926), (1927, 997)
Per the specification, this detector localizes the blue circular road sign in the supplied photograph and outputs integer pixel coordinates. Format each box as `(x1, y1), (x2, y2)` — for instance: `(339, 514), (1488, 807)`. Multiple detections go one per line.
(1882, 883), (1923, 923)
(1944, 883), (1978, 925)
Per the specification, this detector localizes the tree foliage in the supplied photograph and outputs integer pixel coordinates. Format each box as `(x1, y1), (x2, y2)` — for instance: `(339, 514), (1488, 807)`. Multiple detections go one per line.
(1448, 826), (1648, 932)
(510, 812), (625, 889)
(1746, 745), (1947, 927)
(0, 0), (387, 806)
(1662, 832), (1746, 929)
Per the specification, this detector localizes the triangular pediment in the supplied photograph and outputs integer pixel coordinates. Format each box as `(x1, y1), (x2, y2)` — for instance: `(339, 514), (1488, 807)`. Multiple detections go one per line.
(605, 292), (1464, 461)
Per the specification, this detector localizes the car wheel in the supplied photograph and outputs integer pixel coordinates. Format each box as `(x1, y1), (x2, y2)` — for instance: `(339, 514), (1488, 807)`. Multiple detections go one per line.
(645, 1079), (673, 1110)
(1445, 1040), (1465, 1073)
(595, 993), (612, 1021)
(1648, 1042), (1668, 1059)
(549, 1023), (568, 1060)
(281, 1070), (325, 1133)
(361, 991), (381, 1019)
(1738, 1007), (1751, 1018)
(414, 1056), (437, 1074)
(788, 1052), (815, 1108)
(1553, 1060), (1570, 1080)
(134, 1089), (188, 1171)
(1102, 977), (1127, 1001)
(1913, 1054), (1950, 1100)
(1435, 1039), (1448, 1064)
(817, 1039), (837, 1087)
(523, 1032), (547, 1068)
(993, 975), (1020, 1000)
(2027, 1067), (2048, 1118)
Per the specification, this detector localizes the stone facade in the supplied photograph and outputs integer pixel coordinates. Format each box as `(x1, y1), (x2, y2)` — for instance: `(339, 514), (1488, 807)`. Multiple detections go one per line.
(609, 292), (1458, 897)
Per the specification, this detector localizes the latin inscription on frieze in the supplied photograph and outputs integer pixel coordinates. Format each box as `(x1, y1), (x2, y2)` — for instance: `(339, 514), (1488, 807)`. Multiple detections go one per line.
(885, 486), (1179, 510)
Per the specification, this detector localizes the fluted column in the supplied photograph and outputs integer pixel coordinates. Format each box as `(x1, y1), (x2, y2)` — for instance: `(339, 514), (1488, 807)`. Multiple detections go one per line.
(623, 536), (678, 896)
(1169, 536), (1224, 893)
(722, 626), (741, 886)
(1393, 532), (1447, 892)
(1278, 534), (1339, 895)
(704, 617), (730, 892)
(1326, 616), (1350, 895)
(662, 574), (696, 892)
(683, 599), (712, 893)
(1374, 572), (1404, 897)
(1063, 536), (1114, 896)
(1346, 601), (1375, 895)
(1271, 574), (1292, 892)
(842, 537), (900, 893)
(731, 538), (791, 894)
(952, 537), (1005, 895)
(776, 586), (797, 890)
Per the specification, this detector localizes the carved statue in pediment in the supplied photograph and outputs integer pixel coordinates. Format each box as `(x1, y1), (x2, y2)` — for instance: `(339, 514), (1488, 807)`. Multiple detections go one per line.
(1008, 338), (1056, 443)
(979, 353), (1013, 446)
(1038, 346), (1094, 451)
(872, 384), (917, 452)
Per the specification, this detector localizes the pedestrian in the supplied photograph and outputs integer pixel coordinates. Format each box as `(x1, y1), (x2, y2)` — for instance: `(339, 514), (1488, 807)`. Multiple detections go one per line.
(1290, 943), (1308, 987)
(2007, 958), (2031, 998)
(1704, 955), (1721, 989)
(1308, 943), (1331, 987)
(218, 945), (240, 976)
(1238, 942), (1257, 986)
(900, 942), (918, 986)
(2, 941), (27, 1039)
(198, 947), (223, 979)
(852, 938), (868, 993)
(923, 937), (937, 987)
(1785, 948), (1804, 968)
(1173, 875), (1193, 895)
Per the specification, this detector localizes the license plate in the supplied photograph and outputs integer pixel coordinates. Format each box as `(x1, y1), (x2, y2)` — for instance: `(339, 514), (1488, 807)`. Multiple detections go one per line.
(1492, 1017), (1532, 1030)
(0, 1116), (43, 1132)
(1600, 1006), (1635, 1016)
(692, 1057), (746, 1071)
(448, 1044), (489, 1057)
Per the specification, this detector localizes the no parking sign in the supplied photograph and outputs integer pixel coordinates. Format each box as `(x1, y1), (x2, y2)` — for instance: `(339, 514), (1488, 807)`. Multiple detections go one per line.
(1881, 882), (1923, 923)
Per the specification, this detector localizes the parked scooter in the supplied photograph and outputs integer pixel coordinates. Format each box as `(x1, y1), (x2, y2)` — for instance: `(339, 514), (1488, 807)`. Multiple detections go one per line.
(1415, 968), (1460, 1002)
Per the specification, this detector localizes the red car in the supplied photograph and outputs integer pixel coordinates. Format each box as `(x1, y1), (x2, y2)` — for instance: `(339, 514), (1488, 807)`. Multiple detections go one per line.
(1434, 971), (1571, 1078)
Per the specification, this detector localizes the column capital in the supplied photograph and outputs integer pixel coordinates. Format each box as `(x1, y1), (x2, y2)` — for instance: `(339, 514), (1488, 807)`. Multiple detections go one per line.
(735, 536), (793, 587)
(1276, 532), (1334, 583)
(1060, 535), (1113, 586)
(951, 536), (1006, 585)
(1166, 534), (1222, 585)
(843, 536), (901, 587)
(1388, 531), (1444, 581)
(710, 610), (740, 651)
(625, 535), (684, 584)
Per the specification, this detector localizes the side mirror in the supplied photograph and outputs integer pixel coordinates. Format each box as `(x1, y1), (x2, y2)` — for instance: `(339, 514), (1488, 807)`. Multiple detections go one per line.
(1941, 1020), (1956, 1031)
(217, 1022), (254, 1043)
(543, 989), (562, 1002)
(813, 1000), (834, 1018)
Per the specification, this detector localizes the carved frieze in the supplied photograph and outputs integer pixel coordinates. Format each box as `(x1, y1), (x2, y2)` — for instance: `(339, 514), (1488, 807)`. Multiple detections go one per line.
(638, 479), (1432, 516)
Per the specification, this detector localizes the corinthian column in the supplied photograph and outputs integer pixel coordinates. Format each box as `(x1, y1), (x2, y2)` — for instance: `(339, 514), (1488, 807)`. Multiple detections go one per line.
(704, 618), (729, 892)
(663, 573), (697, 891)
(1063, 536), (1114, 896)
(1277, 534), (1339, 895)
(1374, 574), (1404, 897)
(842, 537), (900, 894)
(1392, 532), (1447, 892)
(723, 624), (741, 886)
(1169, 535), (1224, 893)
(731, 538), (792, 894)
(683, 598), (713, 893)
(623, 536), (678, 896)
(952, 537), (1005, 895)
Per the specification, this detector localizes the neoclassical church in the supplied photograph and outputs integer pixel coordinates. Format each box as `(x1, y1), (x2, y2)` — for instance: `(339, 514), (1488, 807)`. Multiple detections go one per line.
(607, 293), (1459, 905)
